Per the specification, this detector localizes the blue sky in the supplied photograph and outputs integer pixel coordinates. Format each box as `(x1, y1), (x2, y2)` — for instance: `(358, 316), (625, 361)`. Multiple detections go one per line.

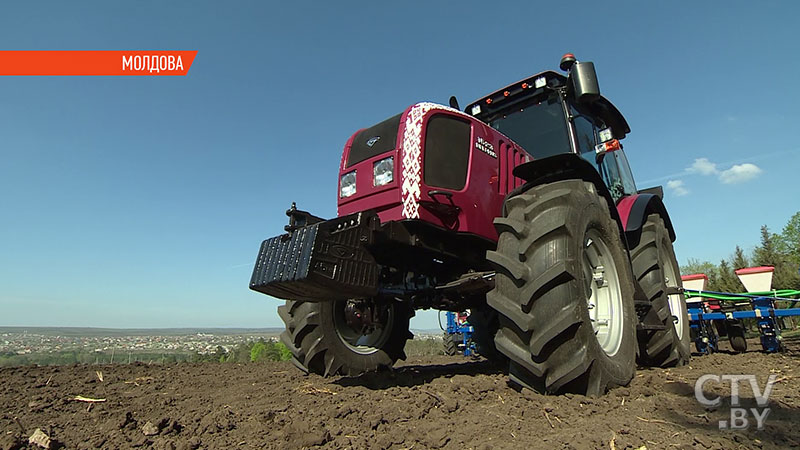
(1, 1), (798, 329)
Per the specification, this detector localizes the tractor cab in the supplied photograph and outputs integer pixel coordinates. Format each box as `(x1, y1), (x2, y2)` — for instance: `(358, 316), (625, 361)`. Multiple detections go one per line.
(465, 54), (636, 201)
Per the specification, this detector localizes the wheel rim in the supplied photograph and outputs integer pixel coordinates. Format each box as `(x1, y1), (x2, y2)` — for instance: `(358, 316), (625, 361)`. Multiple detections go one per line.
(333, 300), (394, 355)
(584, 230), (625, 357)
(662, 258), (685, 338)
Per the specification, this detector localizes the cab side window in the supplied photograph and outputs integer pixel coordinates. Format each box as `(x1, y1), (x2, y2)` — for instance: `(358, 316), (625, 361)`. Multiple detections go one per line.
(573, 111), (624, 201)
(571, 107), (636, 202)
(573, 115), (605, 181)
(603, 156), (625, 201)
(612, 150), (638, 195)
(573, 115), (597, 159)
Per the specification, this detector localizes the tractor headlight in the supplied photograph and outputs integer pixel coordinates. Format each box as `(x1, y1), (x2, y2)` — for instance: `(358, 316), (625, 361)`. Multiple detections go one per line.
(340, 171), (356, 198)
(373, 156), (394, 186)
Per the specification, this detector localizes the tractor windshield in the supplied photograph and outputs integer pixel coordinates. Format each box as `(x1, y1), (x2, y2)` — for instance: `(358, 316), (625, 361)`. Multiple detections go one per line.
(489, 95), (570, 159)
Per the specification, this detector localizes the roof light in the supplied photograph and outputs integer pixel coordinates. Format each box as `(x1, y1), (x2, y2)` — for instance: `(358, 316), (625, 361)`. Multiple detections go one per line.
(521, 82), (528, 89)
(559, 53), (577, 71)
(503, 90), (510, 97)
(534, 76), (546, 88)
(485, 98), (492, 104)
(598, 128), (613, 143)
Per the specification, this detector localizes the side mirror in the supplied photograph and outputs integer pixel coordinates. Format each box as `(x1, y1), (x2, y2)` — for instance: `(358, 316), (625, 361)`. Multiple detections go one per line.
(571, 61), (600, 103)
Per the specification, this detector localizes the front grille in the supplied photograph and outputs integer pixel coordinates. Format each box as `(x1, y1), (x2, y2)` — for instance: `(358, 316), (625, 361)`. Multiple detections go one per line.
(423, 115), (471, 190)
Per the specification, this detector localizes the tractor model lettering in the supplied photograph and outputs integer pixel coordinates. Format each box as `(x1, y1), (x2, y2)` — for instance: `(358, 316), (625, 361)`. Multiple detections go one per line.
(475, 137), (497, 158)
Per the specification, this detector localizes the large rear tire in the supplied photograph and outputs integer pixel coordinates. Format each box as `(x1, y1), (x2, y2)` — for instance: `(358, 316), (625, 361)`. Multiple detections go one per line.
(630, 214), (691, 366)
(486, 180), (636, 396)
(278, 299), (413, 376)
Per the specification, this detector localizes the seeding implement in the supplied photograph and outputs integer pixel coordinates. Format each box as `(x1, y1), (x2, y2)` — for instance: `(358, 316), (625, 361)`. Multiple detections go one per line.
(250, 54), (689, 396)
(683, 267), (800, 354)
(441, 311), (476, 357)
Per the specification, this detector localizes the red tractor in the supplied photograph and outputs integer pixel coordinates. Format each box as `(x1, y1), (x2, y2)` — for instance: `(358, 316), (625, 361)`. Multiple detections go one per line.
(250, 54), (690, 396)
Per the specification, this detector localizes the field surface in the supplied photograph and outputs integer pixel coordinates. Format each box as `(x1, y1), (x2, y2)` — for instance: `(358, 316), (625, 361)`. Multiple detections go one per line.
(1, 339), (799, 450)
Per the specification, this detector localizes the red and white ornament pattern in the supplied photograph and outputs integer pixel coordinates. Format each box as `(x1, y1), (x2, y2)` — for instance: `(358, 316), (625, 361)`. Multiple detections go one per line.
(400, 102), (463, 219)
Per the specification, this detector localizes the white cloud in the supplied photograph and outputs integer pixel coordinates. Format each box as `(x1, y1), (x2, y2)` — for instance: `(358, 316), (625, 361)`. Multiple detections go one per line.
(687, 158), (718, 175)
(719, 163), (763, 184)
(666, 179), (689, 196)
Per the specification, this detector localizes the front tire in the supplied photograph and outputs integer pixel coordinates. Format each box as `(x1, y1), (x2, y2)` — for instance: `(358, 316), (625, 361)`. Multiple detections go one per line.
(486, 180), (636, 396)
(278, 299), (413, 376)
(630, 214), (691, 366)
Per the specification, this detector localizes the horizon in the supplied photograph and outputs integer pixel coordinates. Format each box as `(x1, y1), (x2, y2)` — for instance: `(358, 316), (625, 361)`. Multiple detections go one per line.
(0, 325), (444, 332)
(2, 2), (799, 329)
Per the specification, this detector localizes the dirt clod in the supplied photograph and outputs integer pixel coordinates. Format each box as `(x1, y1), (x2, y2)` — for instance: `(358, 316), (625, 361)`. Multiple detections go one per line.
(142, 421), (160, 436)
(27, 429), (50, 449)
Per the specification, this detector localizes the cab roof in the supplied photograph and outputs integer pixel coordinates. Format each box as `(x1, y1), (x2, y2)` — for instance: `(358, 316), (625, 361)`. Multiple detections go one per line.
(465, 70), (631, 140)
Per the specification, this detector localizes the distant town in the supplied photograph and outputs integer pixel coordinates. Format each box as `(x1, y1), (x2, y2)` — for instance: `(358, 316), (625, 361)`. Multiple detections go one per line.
(0, 327), (283, 357)
(0, 326), (444, 366)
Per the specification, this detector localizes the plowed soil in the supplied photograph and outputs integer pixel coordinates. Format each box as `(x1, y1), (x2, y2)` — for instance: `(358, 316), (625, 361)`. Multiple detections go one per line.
(2, 338), (799, 450)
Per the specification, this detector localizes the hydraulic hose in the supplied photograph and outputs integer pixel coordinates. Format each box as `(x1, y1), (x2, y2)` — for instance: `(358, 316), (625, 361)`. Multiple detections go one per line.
(683, 289), (800, 303)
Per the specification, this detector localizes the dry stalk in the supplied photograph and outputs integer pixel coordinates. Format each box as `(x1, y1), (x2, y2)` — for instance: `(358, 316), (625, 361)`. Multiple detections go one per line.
(543, 410), (555, 428)
(297, 383), (337, 396)
(73, 396), (107, 403)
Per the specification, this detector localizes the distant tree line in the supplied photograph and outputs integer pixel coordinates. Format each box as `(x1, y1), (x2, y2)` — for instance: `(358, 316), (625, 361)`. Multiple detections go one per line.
(210, 339), (293, 363)
(681, 211), (800, 292)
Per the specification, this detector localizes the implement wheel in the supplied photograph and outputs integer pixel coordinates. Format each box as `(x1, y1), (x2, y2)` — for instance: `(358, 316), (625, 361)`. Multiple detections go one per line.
(726, 320), (748, 353)
(443, 333), (459, 356)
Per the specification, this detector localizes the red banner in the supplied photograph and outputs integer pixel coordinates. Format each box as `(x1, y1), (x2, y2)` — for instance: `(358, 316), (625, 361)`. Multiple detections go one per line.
(0, 51), (198, 76)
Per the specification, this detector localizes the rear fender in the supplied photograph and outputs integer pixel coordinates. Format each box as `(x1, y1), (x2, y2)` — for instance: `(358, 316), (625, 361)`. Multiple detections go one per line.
(616, 193), (676, 248)
(511, 154), (627, 247)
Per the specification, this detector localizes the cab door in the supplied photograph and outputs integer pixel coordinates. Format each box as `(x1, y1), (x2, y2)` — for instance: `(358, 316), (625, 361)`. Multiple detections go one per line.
(572, 112), (637, 202)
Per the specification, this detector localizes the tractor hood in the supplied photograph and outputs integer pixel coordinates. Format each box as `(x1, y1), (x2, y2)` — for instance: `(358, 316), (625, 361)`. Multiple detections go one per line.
(336, 102), (516, 241)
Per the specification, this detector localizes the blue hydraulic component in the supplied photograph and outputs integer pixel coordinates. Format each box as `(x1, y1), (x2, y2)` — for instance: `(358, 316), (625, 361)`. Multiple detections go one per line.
(684, 289), (800, 354)
(444, 311), (476, 356)
(752, 296), (783, 353)
(686, 299), (719, 354)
